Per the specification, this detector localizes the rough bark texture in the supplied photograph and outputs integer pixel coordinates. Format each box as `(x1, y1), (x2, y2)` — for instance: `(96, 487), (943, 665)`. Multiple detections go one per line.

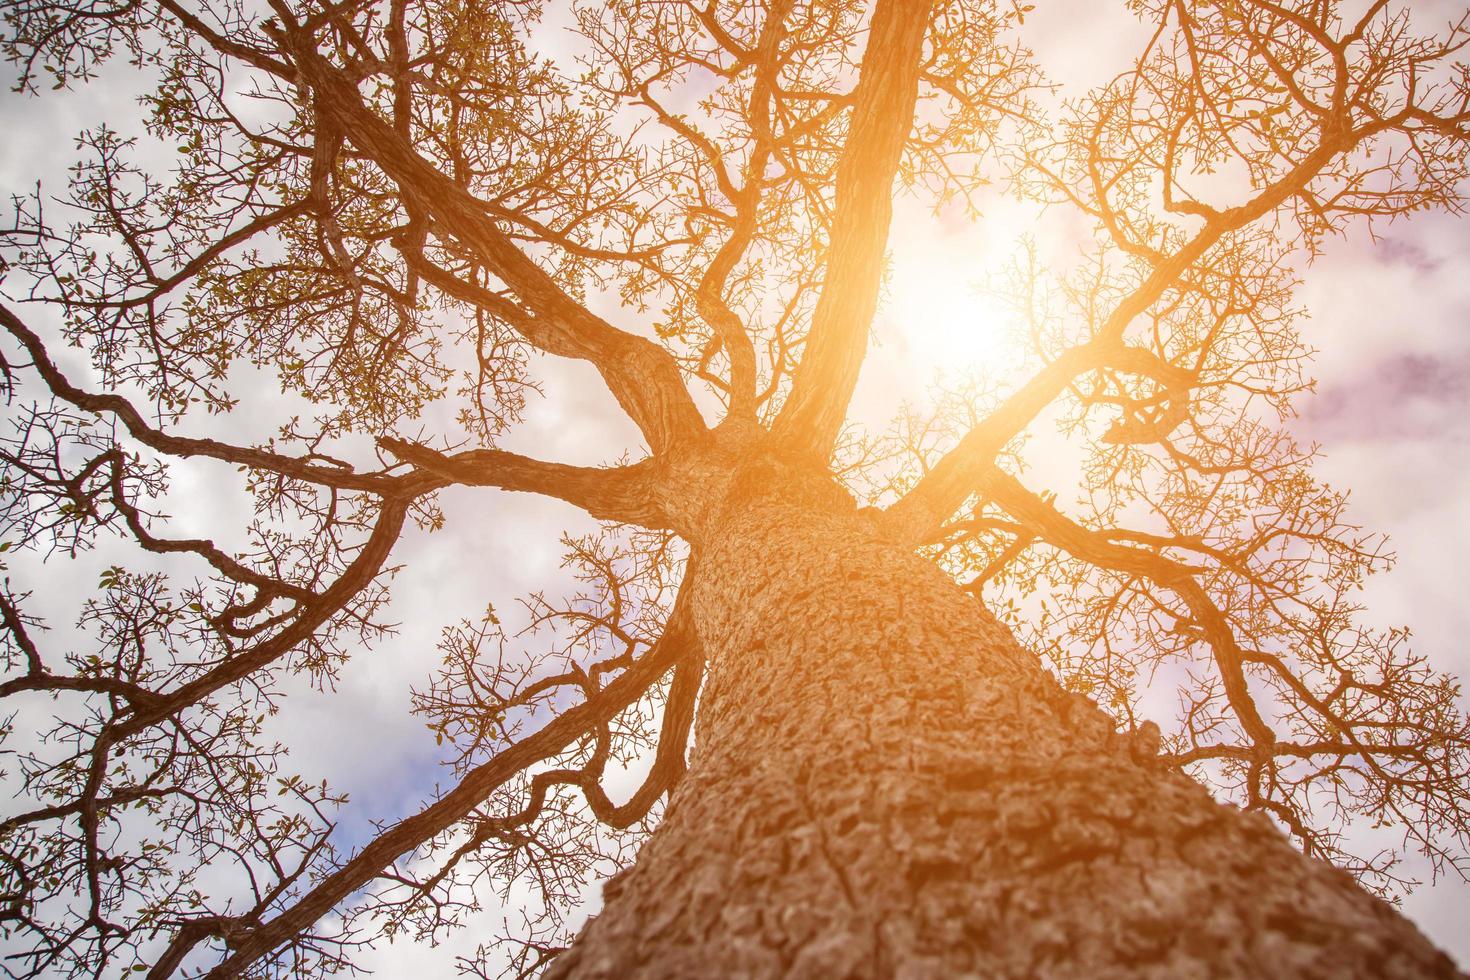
(547, 467), (1463, 979)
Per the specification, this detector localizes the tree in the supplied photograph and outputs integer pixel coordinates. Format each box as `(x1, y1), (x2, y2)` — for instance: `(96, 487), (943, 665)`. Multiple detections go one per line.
(1, 0), (1469, 975)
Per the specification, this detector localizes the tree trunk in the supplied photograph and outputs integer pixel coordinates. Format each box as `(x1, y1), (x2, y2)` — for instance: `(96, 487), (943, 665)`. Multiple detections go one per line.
(547, 477), (1463, 979)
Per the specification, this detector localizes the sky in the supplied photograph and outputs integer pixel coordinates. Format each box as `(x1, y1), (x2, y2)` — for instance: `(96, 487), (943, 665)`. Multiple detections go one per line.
(2, 0), (1470, 974)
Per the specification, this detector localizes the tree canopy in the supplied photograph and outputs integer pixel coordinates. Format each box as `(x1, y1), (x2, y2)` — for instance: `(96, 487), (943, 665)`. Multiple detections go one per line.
(1, 0), (1469, 976)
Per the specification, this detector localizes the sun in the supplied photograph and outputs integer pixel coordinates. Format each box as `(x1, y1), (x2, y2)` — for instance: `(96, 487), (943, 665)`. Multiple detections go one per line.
(887, 246), (1011, 371)
(881, 201), (1032, 380)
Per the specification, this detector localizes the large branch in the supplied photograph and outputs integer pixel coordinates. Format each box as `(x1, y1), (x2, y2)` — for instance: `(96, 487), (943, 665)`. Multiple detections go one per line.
(4, 305), (657, 527)
(194, 581), (700, 979)
(886, 339), (1112, 539)
(378, 437), (672, 528)
(771, 0), (935, 457)
(887, 125), (1372, 541)
(974, 466), (1276, 749)
(0, 304), (410, 494)
(265, 19), (706, 456)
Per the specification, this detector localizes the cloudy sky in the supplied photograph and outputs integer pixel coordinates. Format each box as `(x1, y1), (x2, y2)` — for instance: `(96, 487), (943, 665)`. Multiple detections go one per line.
(2, 0), (1469, 974)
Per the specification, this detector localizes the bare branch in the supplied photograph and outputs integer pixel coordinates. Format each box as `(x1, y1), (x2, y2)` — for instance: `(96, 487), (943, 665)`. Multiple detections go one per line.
(197, 576), (700, 978)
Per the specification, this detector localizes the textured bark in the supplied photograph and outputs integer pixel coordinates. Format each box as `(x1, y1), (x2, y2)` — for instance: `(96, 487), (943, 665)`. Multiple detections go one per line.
(548, 469), (1463, 979)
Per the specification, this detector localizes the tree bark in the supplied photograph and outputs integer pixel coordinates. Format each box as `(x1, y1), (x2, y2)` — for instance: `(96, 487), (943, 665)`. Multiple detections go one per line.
(547, 474), (1463, 979)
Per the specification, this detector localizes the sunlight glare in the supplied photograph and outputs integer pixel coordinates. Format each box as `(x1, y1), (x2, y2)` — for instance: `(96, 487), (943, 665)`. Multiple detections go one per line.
(882, 204), (1029, 381)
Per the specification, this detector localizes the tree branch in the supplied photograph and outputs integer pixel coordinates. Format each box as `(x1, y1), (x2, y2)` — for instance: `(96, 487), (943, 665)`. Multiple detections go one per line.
(196, 577), (700, 978)
(974, 466), (1277, 749)
(264, 17), (706, 456)
(772, 0), (935, 458)
(377, 438), (671, 529)
(886, 118), (1380, 540)
(0, 303), (415, 495)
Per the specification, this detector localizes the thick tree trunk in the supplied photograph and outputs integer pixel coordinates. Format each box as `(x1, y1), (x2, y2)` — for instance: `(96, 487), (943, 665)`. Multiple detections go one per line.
(547, 476), (1462, 979)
